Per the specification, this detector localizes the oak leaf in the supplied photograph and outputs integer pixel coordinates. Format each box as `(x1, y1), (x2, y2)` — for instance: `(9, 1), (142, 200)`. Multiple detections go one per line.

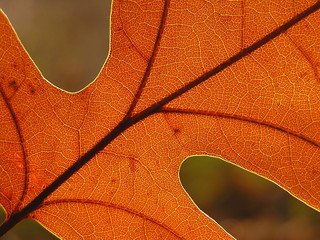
(1, 0), (320, 239)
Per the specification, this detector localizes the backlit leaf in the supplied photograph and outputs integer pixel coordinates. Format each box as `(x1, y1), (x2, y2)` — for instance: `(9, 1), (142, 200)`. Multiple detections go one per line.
(1, 0), (320, 239)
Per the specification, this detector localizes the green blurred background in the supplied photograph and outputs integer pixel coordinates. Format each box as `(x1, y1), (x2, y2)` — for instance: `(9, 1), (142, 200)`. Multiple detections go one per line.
(0, 1), (320, 239)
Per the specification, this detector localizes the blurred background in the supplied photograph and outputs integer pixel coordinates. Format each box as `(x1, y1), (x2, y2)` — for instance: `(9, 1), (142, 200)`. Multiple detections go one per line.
(0, 1), (320, 239)
(0, 0), (110, 92)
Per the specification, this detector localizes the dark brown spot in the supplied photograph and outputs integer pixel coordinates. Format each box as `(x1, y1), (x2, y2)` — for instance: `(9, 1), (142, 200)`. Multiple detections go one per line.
(173, 128), (180, 134)
(111, 179), (116, 183)
(9, 80), (16, 86)
(29, 84), (36, 94)
(9, 80), (18, 91)
(114, 26), (123, 31)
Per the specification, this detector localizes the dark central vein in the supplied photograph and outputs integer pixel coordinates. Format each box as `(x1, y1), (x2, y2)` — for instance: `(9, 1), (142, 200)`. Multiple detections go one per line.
(1, 0), (320, 237)
(141, 1), (320, 115)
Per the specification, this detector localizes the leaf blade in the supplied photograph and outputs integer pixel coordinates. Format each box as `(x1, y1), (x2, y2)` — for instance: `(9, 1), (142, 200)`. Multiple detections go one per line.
(1, 0), (320, 239)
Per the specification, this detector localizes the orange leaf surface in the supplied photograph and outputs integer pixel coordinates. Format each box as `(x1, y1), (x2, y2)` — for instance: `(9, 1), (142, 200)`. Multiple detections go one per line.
(1, 0), (320, 239)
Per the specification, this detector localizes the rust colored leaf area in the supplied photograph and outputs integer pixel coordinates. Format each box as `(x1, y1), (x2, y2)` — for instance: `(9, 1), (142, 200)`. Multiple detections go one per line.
(1, 0), (320, 239)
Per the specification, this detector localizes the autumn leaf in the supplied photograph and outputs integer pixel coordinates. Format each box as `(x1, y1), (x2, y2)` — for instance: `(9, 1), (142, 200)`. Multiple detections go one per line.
(1, 0), (320, 239)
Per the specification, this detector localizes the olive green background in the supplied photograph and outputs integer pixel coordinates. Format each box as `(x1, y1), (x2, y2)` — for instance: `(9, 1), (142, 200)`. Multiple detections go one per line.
(0, 1), (320, 239)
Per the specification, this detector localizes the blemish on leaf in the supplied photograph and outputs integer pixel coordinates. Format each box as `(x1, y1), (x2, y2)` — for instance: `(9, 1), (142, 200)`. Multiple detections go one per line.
(111, 179), (116, 183)
(28, 84), (35, 94)
(114, 26), (123, 32)
(173, 128), (180, 134)
(28, 166), (46, 192)
(129, 157), (138, 172)
(9, 80), (18, 91)
(9, 152), (24, 169)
